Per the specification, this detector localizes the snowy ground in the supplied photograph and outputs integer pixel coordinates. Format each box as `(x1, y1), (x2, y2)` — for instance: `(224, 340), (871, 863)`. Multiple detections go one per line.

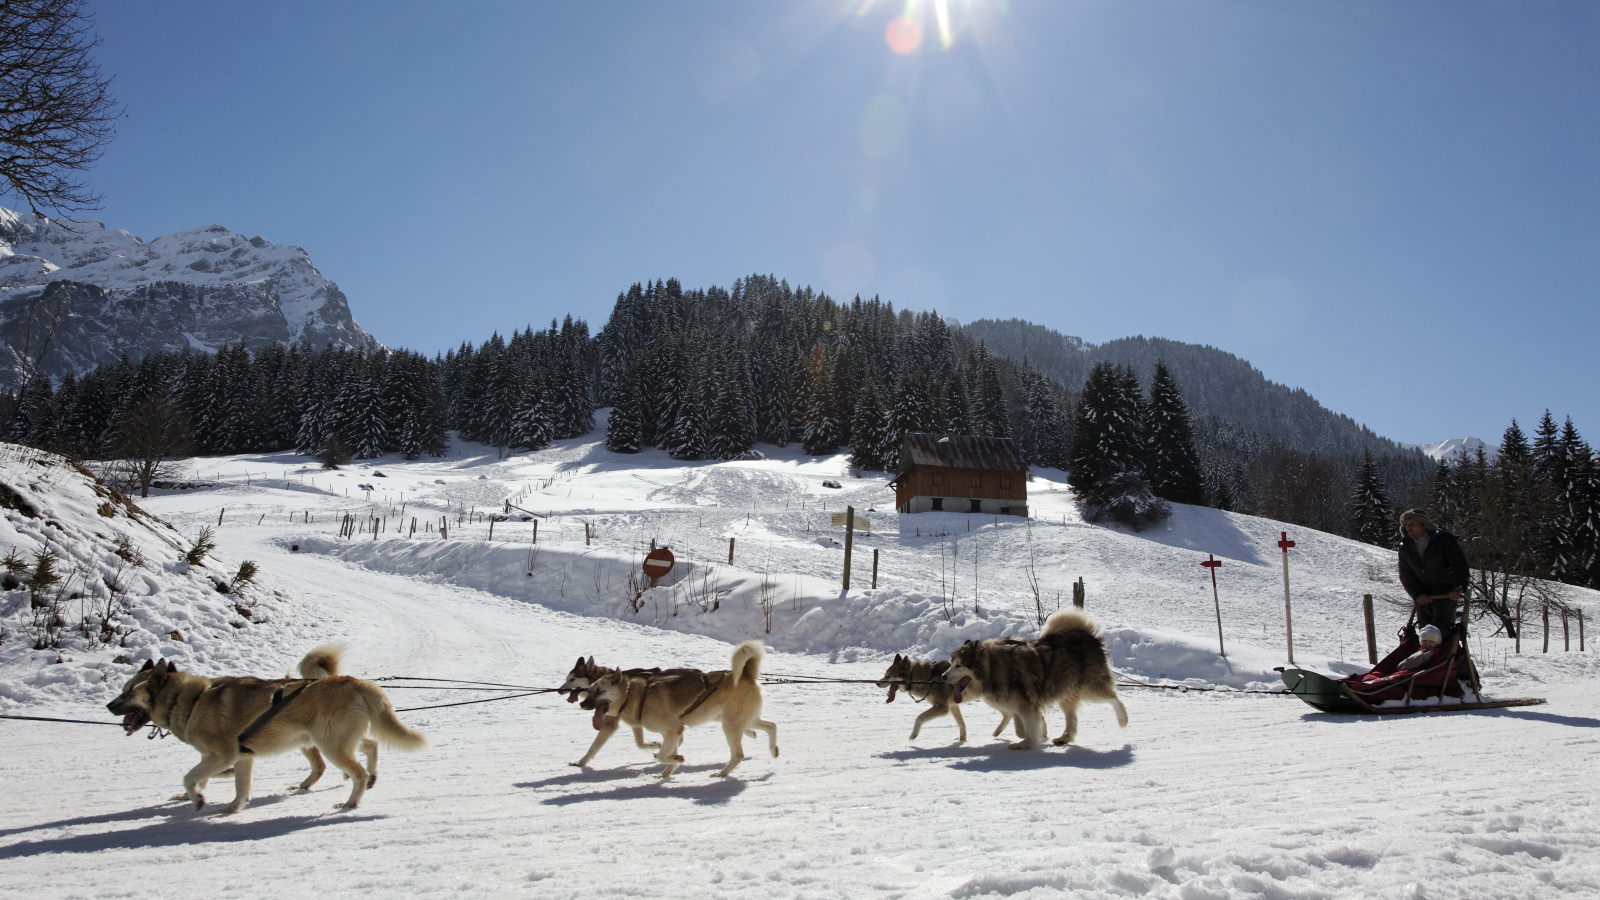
(2, 429), (1597, 899)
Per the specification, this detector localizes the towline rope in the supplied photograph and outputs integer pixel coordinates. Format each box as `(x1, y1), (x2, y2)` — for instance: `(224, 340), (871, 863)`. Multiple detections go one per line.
(760, 676), (946, 686)
(0, 713), (126, 727)
(1114, 673), (1293, 696)
(375, 676), (557, 691)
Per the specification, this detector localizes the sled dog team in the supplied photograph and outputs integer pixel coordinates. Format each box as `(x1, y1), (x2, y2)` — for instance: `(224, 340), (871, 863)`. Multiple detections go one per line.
(107, 608), (1124, 814)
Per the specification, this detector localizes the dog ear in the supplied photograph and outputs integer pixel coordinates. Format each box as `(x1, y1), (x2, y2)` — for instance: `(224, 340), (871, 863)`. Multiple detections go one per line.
(586, 656), (594, 667)
(140, 659), (154, 672)
(575, 656), (585, 668)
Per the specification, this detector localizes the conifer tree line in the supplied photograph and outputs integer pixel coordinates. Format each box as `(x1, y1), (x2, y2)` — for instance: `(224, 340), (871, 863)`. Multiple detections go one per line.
(1430, 413), (1600, 605)
(594, 276), (1071, 472)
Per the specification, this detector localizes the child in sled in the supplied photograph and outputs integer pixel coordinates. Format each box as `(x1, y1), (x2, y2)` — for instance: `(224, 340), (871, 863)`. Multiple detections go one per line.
(1397, 625), (1443, 672)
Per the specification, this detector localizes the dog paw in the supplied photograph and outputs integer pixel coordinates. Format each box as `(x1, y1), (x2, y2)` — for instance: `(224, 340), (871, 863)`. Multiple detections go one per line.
(643, 741), (661, 749)
(1051, 737), (1071, 746)
(335, 801), (359, 810)
(191, 794), (206, 810)
(771, 747), (780, 757)
(710, 772), (729, 778)
(221, 802), (245, 815)
(168, 793), (188, 802)
(366, 775), (377, 788)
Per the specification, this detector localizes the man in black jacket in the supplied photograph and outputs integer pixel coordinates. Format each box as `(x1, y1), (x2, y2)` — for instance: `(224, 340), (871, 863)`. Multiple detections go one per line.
(1397, 509), (1470, 633)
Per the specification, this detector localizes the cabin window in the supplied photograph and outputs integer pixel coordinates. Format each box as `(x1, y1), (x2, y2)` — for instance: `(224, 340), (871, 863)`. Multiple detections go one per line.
(970, 474), (982, 488)
(932, 498), (944, 511)
(999, 475), (1012, 489)
(931, 472), (944, 486)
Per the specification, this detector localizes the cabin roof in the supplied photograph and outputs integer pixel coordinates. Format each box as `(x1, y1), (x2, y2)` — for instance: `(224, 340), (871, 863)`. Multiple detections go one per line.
(900, 433), (1026, 473)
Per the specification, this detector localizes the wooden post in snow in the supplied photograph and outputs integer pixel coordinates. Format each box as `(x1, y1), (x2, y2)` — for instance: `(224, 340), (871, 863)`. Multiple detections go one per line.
(1072, 578), (1085, 608)
(1363, 594), (1378, 665)
(1201, 554), (1225, 657)
(728, 537), (735, 565)
(218, 509), (224, 526)
(1563, 609), (1569, 651)
(1543, 604), (1550, 653)
(842, 506), (855, 590)
(871, 548), (879, 589)
(1277, 531), (1297, 665)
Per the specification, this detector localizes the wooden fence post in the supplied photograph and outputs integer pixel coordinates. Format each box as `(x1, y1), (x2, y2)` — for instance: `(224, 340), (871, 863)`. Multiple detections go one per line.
(1072, 578), (1085, 608)
(1563, 609), (1570, 652)
(218, 509), (224, 526)
(1363, 594), (1377, 664)
(842, 506), (855, 590)
(584, 522), (590, 546)
(1543, 604), (1550, 653)
(1581, 610), (1586, 652)
(488, 518), (496, 541)
(872, 548), (879, 589)
(728, 537), (735, 565)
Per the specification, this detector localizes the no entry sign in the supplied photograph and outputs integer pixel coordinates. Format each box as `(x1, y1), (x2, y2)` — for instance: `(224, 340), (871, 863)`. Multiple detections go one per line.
(643, 548), (675, 578)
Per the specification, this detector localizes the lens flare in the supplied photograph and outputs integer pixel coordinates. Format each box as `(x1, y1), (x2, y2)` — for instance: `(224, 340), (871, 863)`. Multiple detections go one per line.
(885, 15), (923, 54)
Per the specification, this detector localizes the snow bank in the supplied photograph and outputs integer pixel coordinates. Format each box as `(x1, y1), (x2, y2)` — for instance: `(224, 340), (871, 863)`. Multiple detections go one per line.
(0, 445), (313, 708)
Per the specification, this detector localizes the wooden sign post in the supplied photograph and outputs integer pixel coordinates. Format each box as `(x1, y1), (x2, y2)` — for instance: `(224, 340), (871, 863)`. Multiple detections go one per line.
(1278, 531), (1296, 664)
(842, 506), (855, 590)
(1201, 554), (1225, 657)
(1363, 594), (1378, 664)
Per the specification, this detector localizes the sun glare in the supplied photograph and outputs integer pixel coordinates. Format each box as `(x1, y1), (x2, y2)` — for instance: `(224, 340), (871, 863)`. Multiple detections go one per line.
(885, 15), (923, 54)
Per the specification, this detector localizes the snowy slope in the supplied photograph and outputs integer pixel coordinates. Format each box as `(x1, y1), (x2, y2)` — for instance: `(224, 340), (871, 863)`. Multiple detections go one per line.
(0, 428), (1595, 899)
(0, 208), (378, 387)
(0, 444), (319, 705)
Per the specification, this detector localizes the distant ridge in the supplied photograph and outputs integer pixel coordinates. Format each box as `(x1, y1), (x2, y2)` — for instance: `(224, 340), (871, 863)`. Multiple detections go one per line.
(962, 318), (1409, 458)
(0, 208), (380, 390)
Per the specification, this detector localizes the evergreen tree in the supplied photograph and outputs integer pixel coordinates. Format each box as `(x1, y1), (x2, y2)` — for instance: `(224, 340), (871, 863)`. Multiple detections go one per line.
(605, 369), (643, 454)
(1349, 448), (1393, 547)
(800, 351), (841, 456)
(508, 377), (554, 452)
(707, 356), (754, 460)
(975, 351), (1009, 437)
(1069, 362), (1141, 499)
(849, 382), (888, 471)
(1142, 360), (1206, 505)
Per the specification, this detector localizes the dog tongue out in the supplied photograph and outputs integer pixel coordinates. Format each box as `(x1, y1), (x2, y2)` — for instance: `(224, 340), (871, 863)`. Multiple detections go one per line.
(121, 710), (148, 736)
(886, 683), (898, 703)
(591, 701), (609, 731)
(952, 676), (971, 705)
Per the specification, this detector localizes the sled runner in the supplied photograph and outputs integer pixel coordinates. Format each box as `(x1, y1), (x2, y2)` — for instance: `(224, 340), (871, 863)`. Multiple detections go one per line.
(1278, 611), (1545, 715)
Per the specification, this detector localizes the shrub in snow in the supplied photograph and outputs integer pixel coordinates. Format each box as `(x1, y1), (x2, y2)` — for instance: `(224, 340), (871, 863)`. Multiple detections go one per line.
(1081, 471), (1171, 532)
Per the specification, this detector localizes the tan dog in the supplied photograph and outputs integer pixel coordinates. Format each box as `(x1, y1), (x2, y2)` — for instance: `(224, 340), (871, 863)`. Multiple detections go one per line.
(577, 641), (778, 778)
(558, 656), (700, 754)
(944, 609), (1129, 750)
(107, 645), (426, 812)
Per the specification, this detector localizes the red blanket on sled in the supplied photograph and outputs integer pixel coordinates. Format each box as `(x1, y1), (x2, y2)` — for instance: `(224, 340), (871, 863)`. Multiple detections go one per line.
(1341, 631), (1468, 703)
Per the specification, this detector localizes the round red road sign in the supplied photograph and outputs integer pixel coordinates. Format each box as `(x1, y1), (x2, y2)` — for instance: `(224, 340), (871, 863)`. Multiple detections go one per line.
(643, 547), (675, 577)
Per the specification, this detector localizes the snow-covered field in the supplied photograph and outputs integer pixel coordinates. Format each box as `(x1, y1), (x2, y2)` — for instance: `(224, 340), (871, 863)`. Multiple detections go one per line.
(2, 429), (1596, 899)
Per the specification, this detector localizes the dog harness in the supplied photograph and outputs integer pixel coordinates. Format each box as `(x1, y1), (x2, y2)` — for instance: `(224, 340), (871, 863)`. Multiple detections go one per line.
(237, 680), (312, 754)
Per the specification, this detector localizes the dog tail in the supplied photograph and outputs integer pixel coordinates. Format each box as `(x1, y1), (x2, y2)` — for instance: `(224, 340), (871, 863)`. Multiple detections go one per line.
(728, 640), (764, 686)
(356, 681), (429, 750)
(1041, 608), (1098, 639)
(299, 642), (347, 679)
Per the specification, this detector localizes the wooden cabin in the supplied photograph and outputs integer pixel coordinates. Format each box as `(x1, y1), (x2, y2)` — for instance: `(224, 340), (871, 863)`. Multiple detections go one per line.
(889, 433), (1029, 516)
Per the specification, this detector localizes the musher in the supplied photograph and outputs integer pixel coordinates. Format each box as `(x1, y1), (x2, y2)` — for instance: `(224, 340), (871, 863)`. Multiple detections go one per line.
(1397, 509), (1470, 635)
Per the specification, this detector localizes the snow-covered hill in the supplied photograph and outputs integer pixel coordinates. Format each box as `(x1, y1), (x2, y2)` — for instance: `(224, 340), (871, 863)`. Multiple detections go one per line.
(0, 208), (379, 388)
(1, 429), (1594, 899)
(0, 444), (315, 704)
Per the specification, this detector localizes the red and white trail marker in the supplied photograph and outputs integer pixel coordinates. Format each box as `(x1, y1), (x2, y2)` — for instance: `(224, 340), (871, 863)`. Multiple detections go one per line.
(1201, 554), (1225, 657)
(1278, 532), (1297, 664)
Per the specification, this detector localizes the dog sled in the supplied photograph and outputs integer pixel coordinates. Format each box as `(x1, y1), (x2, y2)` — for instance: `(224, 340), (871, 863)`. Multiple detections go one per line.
(1278, 607), (1545, 715)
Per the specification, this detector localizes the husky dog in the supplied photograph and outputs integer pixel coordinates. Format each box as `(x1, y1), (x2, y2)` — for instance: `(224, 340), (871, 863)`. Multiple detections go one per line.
(877, 655), (975, 741)
(559, 657), (706, 753)
(944, 609), (1128, 750)
(577, 641), (779, 777)
(106, 644), (426, 812)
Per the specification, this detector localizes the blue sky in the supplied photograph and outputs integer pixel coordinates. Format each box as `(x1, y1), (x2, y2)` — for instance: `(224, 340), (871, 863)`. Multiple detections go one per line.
(67, 1), (1600, 447)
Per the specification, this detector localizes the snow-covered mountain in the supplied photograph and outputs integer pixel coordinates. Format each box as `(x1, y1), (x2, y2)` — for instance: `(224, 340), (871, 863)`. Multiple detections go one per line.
(0, 208), (380, 390)
(1404, 436), (1491, 462)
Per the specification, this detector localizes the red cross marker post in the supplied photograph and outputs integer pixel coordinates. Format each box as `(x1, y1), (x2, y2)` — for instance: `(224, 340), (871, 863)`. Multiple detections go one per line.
(1277, 531), (1297, 664)
(1201, 554), (1225, 657)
